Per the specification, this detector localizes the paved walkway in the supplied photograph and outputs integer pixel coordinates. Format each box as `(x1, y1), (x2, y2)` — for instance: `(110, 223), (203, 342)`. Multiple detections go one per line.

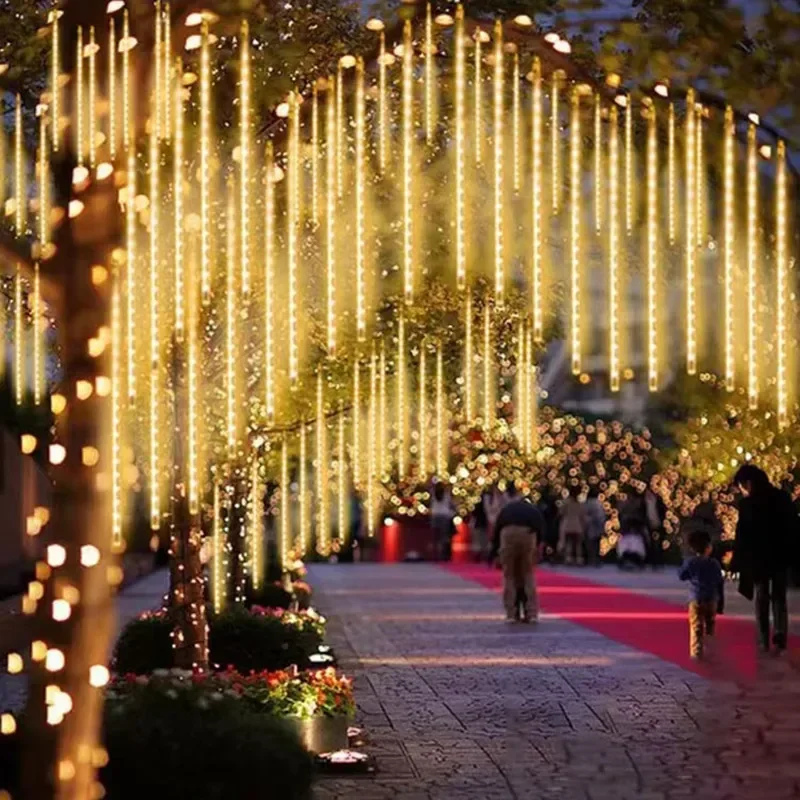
(310, 563), (800, 800)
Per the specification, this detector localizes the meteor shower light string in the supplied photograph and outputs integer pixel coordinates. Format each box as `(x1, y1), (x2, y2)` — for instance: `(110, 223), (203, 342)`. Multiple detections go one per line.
(493, 21), (504, 303)
(776, 140), (788, 429)
(570, 87), (581, 376)
(747, 119), (758, 409)
(685, 90), (697, 376)
(646, 105), (658, 392)
(402, 21), (414, 303)
(723, 106), (735, 392)
(455, 5), (466, 289)
(609, 105), (620, 393)
(532, 58), (543, 341)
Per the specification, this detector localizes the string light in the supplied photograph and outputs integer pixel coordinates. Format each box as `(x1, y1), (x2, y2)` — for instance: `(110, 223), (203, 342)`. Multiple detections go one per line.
(325, 83), (336, 356)
(76, 27), (84, 165)
(288, 92), (299, 386)
(149, 99), (160, 531)
(311, 83), (319, 225)
(402, 21), (414, 303)
(15, 267), (23, 406)
(280, 437), (289, 570)
(111, 266), (122, 550)
(316, 372), (329, 555)
(123, 10), (130, 152)
(776, 139), (788, 429)
(483, 301), (492, 425)
(299, 423), (308, 557)
(163, 4), (171, 139)
(685, 89), (697, 376)
(425, 2), (434, 144)
(250, 462), (262, 587)
(570, 87), (581, 376)
(126, 115), (136, 404)
(337, 406), (346, 543)
(89, 26), (97, 167)
(532, 57), (543, 341)
(647, 104), (658, 392)
(355, 58), (366, 341)
(474, 28), (482, 165)
(624, 94), (633, 235)
(551, 72), (560, 213)
(174, 60), (184, 342)
(493, 21), (504, 303)
(378, 32), (388, 173)
(529, 348), (539, 452)
(264, 142), (275, 425)
(695, 103), (704, 250)
(517, 320), (526, 445)
(33, 264), (41, 406)
(15, 95), (24, 236)
(723, 106), (735, 393)
(352, 360), (361, 487)
(187, 231), (199, 516)
(418, 344), (427, 476)
(668, 102), (676, 245)
(464, 291), (474, 420)
(513, 50), (521, 192)
(239, 21), (251, 300)
(226, 179), (237, 454)
(397, 315), (407, 476)
(212, 481), (223, 613)
(747, 119), (758, 409)
(336, 61), (343, 199)
(379, 341), (387, 476)
(455, 5), (466, 290)
(368, 350), (377, 536)
(594, 93), (602, 233)
(154, 2), (162, 140)
(436, 344), (444, 475)
(108, 17), (116, 159)
(609, 105), (620, 393)
(51, 5), (60, 152)
(200, 23), (211, 304)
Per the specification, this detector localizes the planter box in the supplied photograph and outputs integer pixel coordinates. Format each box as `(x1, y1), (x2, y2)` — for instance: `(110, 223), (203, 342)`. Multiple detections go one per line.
(286, 715), (350, 754)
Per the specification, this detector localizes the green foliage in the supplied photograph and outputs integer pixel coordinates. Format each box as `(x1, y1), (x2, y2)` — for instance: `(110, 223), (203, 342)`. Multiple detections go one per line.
(114, 606), (324, 675)
(103, 675), (314, 800)
(0, 0), (49, 119)
(113, 612), (174, 675)
(209, 607), (323, 673)
(596, 0), (800, 138)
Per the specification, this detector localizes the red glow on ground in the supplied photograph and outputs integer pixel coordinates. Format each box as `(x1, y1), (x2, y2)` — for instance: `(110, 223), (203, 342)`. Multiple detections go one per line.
(443, 563), (798, 682)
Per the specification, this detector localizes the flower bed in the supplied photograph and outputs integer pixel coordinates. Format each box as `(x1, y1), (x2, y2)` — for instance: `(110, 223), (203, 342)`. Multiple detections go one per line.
(109, 666), (354, 755)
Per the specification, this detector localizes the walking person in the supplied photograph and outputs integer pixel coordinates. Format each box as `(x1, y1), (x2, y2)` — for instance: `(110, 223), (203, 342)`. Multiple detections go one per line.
(645, 481), (667, 569)
(584, 487), (606, 567)
(484, 486), (509, 549)
(430, 482), (457, 562)
(559, 485), (587, 565)
(489, 485), (543, 623)
(732, 465), (797, 654)
(679, 529), (725, 660)
(470, 493), (490, 562)
(537, 487), (560, 563)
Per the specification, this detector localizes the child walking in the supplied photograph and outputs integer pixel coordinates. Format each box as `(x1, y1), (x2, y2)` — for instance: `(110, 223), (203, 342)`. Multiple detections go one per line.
(679, 529), (725, 659)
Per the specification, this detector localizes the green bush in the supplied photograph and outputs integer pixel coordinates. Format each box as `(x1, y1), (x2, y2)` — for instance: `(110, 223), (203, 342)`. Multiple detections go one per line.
(103, 674), (314, 800)
(114, 607), (324, 675)
(247, 582), (293, 610)
(209, 608), (322, 674)
(113, 612), (173, 675)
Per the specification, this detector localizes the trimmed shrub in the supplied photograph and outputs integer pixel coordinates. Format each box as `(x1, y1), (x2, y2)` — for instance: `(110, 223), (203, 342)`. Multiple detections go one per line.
(103, 672), (314, 800)
(113, 611), (173, 674)
(209, 608), (322, 674)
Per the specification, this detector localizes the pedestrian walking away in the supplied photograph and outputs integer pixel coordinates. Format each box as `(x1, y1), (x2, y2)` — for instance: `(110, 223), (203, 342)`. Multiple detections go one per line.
(732, 464), (797, 654)
(584, 486), (606, 567)
(559, 485), (587, 565)
(679, 529), (725, 659)
(489, 484), (544, 623)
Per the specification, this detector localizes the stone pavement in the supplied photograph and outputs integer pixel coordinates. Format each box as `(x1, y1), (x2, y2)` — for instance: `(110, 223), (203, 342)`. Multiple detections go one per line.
(310, 563), (800, 800)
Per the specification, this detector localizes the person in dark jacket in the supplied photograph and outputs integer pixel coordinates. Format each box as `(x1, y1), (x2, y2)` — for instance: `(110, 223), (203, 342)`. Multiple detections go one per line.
(732, 464), (796, 653)
(679, 529), (725, 659)
(490, 485), (544, 623)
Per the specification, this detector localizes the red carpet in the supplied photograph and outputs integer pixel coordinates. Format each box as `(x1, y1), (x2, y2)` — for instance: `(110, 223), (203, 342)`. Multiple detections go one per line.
(443, 563), (797, 682)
